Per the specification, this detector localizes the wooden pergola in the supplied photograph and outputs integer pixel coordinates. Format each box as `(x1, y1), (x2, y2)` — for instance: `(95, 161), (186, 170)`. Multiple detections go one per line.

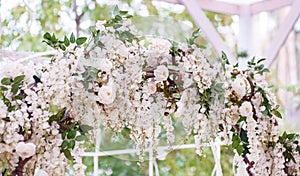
(162, 0), (300, 68)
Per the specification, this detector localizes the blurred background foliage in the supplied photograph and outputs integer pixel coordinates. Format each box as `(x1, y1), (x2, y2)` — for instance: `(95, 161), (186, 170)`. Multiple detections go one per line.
(0, 0), (234, 52)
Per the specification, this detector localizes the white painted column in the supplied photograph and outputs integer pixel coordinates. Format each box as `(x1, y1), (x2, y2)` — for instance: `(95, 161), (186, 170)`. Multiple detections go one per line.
(94, 129), (101, 176)
(149, 143), (154, 176)
(238, 4), (253, 70)
(180, 0), (237, 64)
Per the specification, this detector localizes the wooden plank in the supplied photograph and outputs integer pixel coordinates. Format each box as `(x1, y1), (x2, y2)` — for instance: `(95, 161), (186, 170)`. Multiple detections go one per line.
(180, 0), (237, 64)
(265, 0), (300, 67)
(250, 0), (294, 14)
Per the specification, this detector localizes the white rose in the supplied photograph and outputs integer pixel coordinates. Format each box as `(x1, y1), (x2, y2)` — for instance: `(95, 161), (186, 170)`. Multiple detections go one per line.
(154, 65), (169, 82)
(98, 85), (116, 105)
(232, 77), (248, 98)
(98, 58), (113, 73)
(147, 82), (157, 94)
(239, 101), (253, 117)
(34, 168), (48, 176)
(15, 142), (36, 159)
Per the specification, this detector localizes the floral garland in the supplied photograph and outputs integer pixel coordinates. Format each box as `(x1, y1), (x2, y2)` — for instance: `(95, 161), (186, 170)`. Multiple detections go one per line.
(1, 8), (300, 175)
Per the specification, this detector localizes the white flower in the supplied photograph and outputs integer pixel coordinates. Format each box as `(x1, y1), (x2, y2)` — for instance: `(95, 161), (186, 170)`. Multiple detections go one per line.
(154, 65), (169, 82)
(232, 77), (248, 98)
(34, 168), (48, 176)
(98, 85), (116, 105)
(15, 142), (36, 159)
(98, 58), (113, 73)
(239, 101), (253, 117)
(95, 20), (106, 31)
(0, 100), (7, 119)
(147, 82), (157, 94)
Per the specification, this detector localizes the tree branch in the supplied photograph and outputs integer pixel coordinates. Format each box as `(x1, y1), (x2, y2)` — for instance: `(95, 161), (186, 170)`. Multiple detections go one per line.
(11, 156), (32, 176)
(73, 0), (84, 38)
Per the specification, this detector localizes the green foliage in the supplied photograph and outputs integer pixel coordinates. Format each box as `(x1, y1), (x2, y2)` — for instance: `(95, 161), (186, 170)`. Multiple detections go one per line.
(0, 75), (26, 112)
(157, 148), (233, 176)
(230, 127), (249, 156)
(48, 108), (92, 161)
(278, 132), (299, 163)
(186, 28), (205, 49)
(43, 32), (87, 51)
(82, 67), (99, 90)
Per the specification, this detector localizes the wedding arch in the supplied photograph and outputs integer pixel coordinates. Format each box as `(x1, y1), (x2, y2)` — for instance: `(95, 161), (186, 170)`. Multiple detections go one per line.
(1, 3), (300, 176)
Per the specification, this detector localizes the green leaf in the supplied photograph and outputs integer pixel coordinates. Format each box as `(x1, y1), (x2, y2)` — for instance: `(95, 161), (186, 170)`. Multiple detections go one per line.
(0, 92), (5, 100)
(13, 75), (25, 84)
(192, 28), (200, 38)
(11, 83), (21, 95)
(113, 5), (120, 16)
(33, 75), (42, 83)
(69, 140), (75, 149)
(286, 133), (295, 140)
(48, 114), (60, 124)
(12, 94), (25, 100)
(67, 130), (77, 139)
(76, 37), (87, 45)
(62, 132), (67, 139)
(7, 105), (16, 112)
(80, 124), (93, 134)
(237, 116), (246, 123)
(236, 145), (244, 155)
(283, 131), (287, 138)
(240, 129), (248, 143)
(115, 15), (122, 21)
(70, 32), (75, 43)
(232, 134), (240, 147)
(75, 135), (87, 141)
(48, 108), (66, 124)
(61, 140), (68, 149)
(221, 51), (229, 64)
(260, 68), (270, 74)
(1, 78), (12, 85)
(254, 64), (264, 71)
(296, 145), (300, 155)
(64, 35), (70, 46)
(51, 33), (58, 43)
(43, 32), (52, 40)
(63, 149), (73, 160)
(50, 105), (59, 114)
(257, 58), (266, 63)
(59, 44), (66, 51)
(272, 109), (282, 119)
(119, 10), (128, 15)
(0, 86), (8, 91)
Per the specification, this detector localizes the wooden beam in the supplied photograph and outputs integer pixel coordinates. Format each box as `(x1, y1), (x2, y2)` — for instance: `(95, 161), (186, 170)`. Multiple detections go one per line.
(180, 0), (237, 64)
(264, 0), (300, 67)
(159, 0), (240, 15)
(250, 0), (294, 14)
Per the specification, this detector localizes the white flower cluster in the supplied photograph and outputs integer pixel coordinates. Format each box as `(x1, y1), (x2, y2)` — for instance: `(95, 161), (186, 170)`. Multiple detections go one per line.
(222, 61), (300, 175)
(1, 12), (299, 176)
(0, 47), (87, 175)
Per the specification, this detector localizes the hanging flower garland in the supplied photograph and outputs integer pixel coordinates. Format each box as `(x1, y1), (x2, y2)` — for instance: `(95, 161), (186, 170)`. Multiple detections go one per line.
(1, 7), (300, 176)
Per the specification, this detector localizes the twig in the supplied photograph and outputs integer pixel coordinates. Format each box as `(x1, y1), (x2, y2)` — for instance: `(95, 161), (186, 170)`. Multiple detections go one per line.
(11, 156), (32, 176)
(73, 0), (84, 38)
